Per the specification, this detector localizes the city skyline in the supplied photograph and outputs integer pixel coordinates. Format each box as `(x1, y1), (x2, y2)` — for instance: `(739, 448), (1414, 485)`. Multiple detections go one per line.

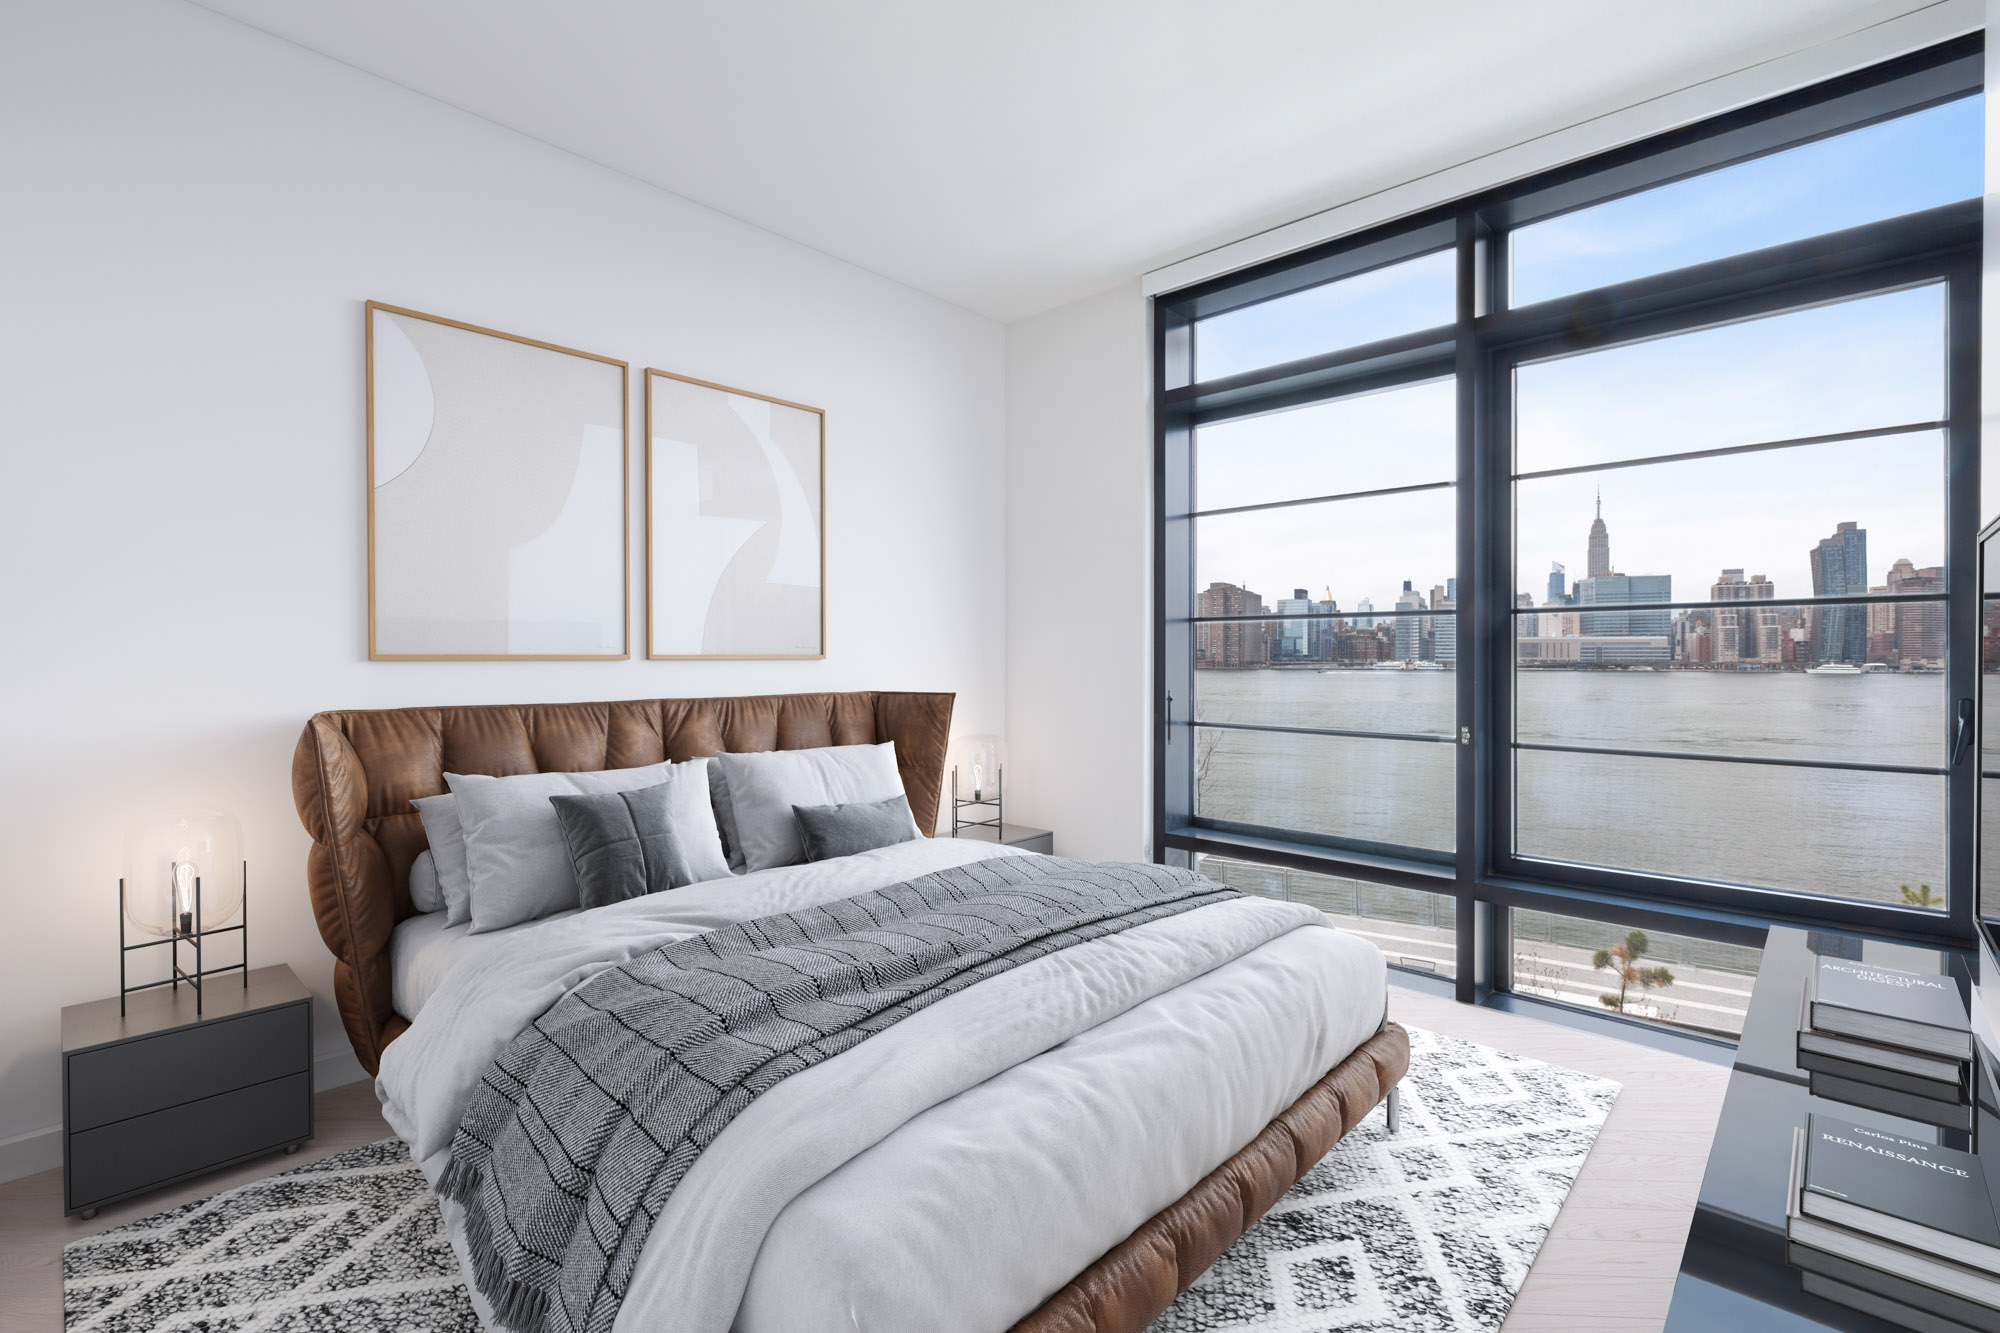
(1202, 481), (1943, 635)
(1197, 494), (1946, 670)
(1197, 286), (1947, 617)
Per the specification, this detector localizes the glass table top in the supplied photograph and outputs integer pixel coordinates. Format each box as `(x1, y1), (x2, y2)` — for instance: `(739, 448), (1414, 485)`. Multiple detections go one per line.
(1663, 926), (1997, 1332)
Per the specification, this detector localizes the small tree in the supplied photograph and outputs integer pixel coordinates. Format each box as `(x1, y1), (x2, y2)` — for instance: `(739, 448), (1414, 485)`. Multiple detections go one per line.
(1595, 930), (1675, 1015)
(1900, 883), (1942, 908)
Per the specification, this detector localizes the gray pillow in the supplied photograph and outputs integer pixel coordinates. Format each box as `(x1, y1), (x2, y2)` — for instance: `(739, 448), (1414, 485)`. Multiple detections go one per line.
(411, 794), (473, 925)
(551, 783), (695, 909)
(447, 762), (671, 934)
(792, 795), (920, 862)
(706, 757), (747, 872)
(715, 742), (916, 872)
(407, 848), (444, 914)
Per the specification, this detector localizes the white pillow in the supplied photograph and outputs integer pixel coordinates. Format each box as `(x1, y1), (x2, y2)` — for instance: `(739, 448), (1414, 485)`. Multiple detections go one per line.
(408, 848), (444, 914)
(448, 762), (670, 934)
(657, 758), (733, 885)
(411, 793), (473, 925)
(715, 742), (915, 872)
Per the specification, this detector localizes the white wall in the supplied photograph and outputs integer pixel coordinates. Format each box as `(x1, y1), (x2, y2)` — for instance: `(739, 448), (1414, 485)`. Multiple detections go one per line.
(1004, 283), (1151, 862)
(0, 0), (1005, 1178)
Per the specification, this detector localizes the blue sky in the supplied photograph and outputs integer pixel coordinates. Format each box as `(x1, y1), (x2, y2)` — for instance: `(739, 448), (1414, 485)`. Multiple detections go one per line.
(1191, 95), (1981, 615)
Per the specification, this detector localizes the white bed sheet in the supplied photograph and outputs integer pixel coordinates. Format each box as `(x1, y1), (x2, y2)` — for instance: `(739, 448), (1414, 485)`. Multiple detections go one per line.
(389, 906), (577, 1020)
(377, 840), (1387, 1333)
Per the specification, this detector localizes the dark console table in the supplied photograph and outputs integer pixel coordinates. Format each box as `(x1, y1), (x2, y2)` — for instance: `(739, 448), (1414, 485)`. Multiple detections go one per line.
(1664, 926), (1993, 1331)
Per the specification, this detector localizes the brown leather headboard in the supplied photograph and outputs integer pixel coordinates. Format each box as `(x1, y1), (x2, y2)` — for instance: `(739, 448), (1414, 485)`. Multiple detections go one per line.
(291, 690), (955, 1074)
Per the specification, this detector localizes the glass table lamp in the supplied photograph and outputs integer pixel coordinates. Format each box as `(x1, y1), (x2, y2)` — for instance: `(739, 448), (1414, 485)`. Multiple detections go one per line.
(120, 808), (247, 1014)
(948, 734), (1008, 835)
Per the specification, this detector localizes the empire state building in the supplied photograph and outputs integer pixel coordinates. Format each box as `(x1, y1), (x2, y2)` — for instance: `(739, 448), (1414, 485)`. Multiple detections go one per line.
(1586, 489), (1611, 578)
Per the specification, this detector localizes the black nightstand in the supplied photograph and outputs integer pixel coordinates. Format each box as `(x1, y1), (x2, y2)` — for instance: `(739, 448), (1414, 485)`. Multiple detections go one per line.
(62, 963), (314, 1218)
(951, 823), (1054, 854)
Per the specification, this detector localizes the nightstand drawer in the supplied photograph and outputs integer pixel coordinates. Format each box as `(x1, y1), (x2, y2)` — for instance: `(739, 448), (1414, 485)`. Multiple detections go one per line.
(67, 1002), (308, 1132)
(67, 1072), (310, 1210)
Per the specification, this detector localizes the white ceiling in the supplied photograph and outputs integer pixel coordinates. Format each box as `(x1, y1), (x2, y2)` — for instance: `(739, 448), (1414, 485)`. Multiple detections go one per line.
(194, 0), (1939, 322)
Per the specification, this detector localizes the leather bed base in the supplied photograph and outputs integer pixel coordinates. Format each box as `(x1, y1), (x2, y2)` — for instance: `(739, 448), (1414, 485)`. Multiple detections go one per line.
(1014, 1020), (1411, 1333)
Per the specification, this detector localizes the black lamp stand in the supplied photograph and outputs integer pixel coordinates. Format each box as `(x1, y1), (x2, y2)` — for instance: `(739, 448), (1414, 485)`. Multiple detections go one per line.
(950, 765), (1004, 837)
(119, 861), (249, 1016)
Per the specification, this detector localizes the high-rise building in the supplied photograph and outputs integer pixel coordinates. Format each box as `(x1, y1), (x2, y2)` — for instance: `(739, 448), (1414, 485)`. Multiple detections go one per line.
(1393, 581), (1426, 661)
(1547, 562), (1567, 606)
(1867, 583), (1897, 663)
(1586, 490), (1611, 578)
(1809, 521), (1868, 663)
(1354, 597), (1375, 629)
(1274, 588), (1311, 659)
(1433, 588), (1457, 664)
(1711, 569), (1779, 664)
(1307, 588), (1339, 659)
(1193, 582), (1270, 668)
(1577, 573), (1672, 636)
(1889, 558), (1946, 665)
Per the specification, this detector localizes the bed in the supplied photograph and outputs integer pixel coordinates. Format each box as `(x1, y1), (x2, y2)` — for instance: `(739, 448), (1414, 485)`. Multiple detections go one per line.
(292, 690), (1408, 1333)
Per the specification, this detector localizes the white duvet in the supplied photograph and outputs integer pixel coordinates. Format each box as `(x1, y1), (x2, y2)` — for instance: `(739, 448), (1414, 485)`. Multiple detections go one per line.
(376, 838), (1388, 1333)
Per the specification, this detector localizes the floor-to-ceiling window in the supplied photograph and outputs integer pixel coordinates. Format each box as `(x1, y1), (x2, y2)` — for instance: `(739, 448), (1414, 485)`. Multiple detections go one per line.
(1156, 37), (1984, 1034)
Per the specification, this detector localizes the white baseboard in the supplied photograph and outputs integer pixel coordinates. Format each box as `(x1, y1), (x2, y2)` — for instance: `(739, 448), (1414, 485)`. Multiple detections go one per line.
(0, 1120), (62, 1184)
(0, 1047), (375, 1186)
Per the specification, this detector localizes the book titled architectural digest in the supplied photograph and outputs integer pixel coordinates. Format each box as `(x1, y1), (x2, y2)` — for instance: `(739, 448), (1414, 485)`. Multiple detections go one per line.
(1812, 956), (1974, 1059)
(1802, 1116), (2000, 1273)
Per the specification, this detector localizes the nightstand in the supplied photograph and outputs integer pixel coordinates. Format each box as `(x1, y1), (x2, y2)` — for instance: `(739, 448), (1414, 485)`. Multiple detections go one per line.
(951, 823), (1054, 854)
(62, 963), (313, 1218)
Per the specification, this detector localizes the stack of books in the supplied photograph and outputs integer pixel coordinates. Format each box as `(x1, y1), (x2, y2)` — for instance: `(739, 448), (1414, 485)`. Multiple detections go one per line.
(1798, 955), (1973, 1131)
(1787, 1117), (2000, 1331)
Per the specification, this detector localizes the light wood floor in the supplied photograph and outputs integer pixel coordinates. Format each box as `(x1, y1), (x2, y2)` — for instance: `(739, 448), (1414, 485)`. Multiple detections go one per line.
(0, 984), (1728, 1333)
(1388, 983), (1734, 1333)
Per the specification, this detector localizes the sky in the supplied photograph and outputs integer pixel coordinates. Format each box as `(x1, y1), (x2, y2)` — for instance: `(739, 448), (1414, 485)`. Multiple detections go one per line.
(1190, 95), (1981, 617)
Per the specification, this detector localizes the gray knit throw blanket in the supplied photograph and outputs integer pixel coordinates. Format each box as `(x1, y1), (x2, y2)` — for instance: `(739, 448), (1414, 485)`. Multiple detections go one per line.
(436, 854), (1240, 1333)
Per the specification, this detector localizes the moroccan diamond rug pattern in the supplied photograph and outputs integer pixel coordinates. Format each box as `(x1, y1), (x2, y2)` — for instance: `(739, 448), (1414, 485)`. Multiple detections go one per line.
(62, 1027), (1617, 1333)
(1151, 1026), (1620, 1331)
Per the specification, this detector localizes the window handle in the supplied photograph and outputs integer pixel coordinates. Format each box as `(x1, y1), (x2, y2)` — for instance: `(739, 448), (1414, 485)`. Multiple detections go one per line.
(1164, 691), (1174, 749)
(1952, 698), (1974, 769)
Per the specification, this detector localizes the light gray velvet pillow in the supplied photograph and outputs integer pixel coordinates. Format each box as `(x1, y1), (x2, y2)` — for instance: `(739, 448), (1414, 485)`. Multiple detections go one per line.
(715, 742), (915, 872)
(448, 762), (671, 934)
(407, 848), (444, 914)
(411, 793), (473, 925)
(655, 757), (732, 885)
(792, 795), (920, 862)
(551, 783), (694, 910)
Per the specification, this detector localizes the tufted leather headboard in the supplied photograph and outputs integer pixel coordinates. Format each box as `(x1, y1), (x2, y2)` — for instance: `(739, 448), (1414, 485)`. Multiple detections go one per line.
(291, 690), (955, 1074)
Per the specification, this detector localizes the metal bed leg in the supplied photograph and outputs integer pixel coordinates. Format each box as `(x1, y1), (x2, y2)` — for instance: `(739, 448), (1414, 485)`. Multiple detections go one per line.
(1385, 1086), (1401, 1134)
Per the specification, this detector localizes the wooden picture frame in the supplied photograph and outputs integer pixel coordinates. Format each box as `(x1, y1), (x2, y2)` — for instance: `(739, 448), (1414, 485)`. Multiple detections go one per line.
(366, 301), (629, 660)
(644, 368), (826, 660)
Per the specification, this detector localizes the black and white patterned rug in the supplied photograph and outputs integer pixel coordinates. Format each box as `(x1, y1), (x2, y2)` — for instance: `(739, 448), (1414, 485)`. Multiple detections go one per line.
(1153, 1026), (1619, 1331)
(62, 1027), (1615, 1333)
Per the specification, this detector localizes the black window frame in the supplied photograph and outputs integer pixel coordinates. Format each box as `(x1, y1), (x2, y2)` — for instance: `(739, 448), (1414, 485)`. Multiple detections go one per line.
(1153, 35), (1985, 1005)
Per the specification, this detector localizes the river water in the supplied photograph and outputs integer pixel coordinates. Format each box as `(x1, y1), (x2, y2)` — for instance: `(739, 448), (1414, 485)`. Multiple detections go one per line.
(1193, 667), (1966, 908)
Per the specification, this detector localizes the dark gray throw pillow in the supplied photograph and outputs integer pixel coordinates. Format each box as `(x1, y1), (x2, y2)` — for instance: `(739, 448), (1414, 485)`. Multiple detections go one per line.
(549, 782), (696, 910)
(791, 794), (920, 862)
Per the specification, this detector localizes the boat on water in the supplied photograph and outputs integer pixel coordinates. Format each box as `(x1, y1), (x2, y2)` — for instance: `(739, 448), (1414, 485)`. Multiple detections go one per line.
(1806, 663), (1865, 676)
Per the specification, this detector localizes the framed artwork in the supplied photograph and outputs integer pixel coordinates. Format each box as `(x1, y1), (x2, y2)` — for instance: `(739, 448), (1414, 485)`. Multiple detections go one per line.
(366, 301), (628, 659)
(645, 368), (825, 659)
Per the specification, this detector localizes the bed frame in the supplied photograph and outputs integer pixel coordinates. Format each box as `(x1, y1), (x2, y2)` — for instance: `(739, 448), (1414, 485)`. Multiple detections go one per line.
(290, 689), (1408, 1333)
